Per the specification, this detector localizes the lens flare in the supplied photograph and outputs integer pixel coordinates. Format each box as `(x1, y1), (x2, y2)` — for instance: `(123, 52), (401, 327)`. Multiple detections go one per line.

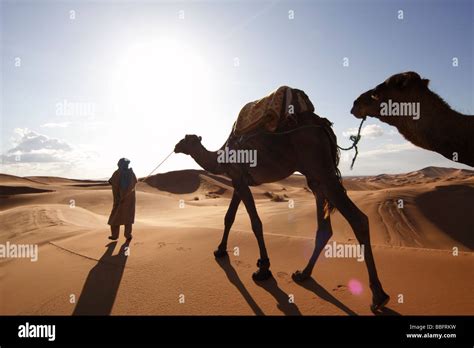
(348, 279), (363, 295)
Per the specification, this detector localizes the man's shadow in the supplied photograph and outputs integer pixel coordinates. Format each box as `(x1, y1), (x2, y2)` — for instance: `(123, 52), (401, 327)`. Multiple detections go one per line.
(215, 257), (301, 315)
(73, 241), (130, 315)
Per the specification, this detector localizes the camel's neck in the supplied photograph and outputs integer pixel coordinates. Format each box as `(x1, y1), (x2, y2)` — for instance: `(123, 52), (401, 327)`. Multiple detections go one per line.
(189, 144), (223, 175)
(376, 92), (474, 164)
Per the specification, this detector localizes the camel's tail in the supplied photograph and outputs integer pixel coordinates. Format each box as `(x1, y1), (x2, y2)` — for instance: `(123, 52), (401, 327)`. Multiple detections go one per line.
(320, 118), (345, 218)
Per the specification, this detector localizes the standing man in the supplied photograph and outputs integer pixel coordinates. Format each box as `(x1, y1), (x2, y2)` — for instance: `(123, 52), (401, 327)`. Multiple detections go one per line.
(108, 158), (138, 240)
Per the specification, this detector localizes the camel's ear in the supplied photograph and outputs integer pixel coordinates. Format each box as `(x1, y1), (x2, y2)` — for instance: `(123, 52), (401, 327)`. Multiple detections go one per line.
(421, 79), (430, 87)
(198, 136), (202, 141)
(392, 72), (422, 89)
(389, 74), (409, 89)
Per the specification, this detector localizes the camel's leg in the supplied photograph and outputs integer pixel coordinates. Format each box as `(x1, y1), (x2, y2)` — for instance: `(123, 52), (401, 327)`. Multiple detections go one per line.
(321, 176), (389, 310)
(233, 178), (272, 281)
(214, 191), (241, 258)
(292, 181), (333, 282)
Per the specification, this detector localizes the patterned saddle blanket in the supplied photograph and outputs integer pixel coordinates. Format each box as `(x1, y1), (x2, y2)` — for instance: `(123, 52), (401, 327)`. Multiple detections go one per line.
(233, 86), (315, 135)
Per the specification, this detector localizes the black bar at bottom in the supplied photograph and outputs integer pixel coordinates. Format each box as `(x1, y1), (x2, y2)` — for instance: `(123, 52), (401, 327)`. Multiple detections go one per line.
(0, 315), (472, 346)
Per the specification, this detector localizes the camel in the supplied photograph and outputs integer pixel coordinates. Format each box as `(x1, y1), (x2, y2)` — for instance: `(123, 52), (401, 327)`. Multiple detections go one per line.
(174, 110), (390, 311)
(351, 71), (474, 167)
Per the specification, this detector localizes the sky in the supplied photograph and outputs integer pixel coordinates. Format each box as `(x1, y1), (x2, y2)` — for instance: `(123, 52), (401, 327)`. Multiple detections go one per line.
(1, 0), (473, 179)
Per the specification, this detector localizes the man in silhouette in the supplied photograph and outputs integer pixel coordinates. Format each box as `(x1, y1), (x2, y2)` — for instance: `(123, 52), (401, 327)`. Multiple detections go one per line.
(108, 158), (137, 240)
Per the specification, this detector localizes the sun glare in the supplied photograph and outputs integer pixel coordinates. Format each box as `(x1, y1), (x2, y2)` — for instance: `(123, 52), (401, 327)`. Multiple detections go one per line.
(110, 39), (214, 123)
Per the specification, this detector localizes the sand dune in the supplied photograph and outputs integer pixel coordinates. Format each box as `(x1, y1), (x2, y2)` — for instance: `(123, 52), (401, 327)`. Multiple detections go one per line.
(0, 166), (473, 315)
(347, 167), (474, 189)
(0, 173), (47, 186)
(25, 176), (106, 185)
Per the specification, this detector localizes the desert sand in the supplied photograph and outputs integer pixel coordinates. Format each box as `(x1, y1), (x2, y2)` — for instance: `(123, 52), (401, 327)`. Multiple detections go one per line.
(0, 167), (473, 315)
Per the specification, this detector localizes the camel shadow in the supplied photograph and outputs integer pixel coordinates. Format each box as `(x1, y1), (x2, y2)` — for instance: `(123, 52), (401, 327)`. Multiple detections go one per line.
(215, 256), (265, 315)
(415, 185), (474, 250)
(254, 276), (302, 316)
(372, 306), (402, 316)
(294, 277), (358, 316)
(72, 240), (130, 315)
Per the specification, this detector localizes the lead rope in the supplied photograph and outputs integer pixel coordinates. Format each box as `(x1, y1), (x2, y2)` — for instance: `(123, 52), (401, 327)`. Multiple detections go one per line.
(337, 117), (366, 170)
(140, 150), (174, 182)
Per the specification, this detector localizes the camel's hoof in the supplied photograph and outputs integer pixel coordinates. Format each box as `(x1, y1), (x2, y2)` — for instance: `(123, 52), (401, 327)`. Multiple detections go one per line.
(252, 268), (272, 281)
(370, 292), (390, 312)
(291, 270), (310, 283)
(213, 248), (228, 258)
(252, 258), (272, 281)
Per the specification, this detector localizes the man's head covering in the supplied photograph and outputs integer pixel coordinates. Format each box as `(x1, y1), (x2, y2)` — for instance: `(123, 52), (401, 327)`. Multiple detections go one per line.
(117, 158), (130, 169)
(117, 158), (132, 189)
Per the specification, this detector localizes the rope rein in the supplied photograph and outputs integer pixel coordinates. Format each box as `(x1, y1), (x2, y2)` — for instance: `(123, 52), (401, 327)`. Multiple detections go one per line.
(140, 150), (174, 182)
(337, 117), (366, 170)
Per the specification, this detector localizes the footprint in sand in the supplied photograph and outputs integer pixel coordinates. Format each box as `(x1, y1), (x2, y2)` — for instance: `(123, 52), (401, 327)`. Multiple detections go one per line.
(332, 284), (347, 292)
(157, 242), (166, 248)
(234, 260), (251, 268)
(277, 271), (294, 283)
(176, 247), (191, 252)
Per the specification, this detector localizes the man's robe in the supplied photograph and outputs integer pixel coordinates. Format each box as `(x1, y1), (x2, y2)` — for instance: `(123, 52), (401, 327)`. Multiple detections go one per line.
(108, 168), (137, 226)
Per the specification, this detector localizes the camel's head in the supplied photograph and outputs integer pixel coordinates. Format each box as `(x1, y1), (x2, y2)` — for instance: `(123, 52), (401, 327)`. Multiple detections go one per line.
(174, 135), (202, 155)
(351, 71), (430, 119)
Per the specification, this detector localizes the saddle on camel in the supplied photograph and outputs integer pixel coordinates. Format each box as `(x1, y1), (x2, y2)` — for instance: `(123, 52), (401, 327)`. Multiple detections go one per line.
(233, 86), (317, 135)
(228, 86), (338, 160)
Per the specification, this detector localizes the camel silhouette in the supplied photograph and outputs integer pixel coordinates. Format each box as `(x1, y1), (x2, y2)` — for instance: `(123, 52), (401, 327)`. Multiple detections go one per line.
(175, 109), (389, 311)
(351, 71), (474, 167)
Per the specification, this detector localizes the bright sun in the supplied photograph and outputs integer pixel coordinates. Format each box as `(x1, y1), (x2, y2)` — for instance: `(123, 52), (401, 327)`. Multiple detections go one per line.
(110, 39), (214, 122)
